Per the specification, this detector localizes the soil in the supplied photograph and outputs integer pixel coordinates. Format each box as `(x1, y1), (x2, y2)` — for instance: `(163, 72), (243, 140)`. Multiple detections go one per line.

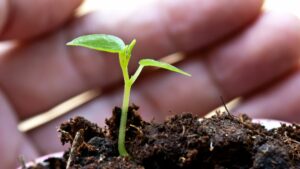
(27, 105), (300, 169)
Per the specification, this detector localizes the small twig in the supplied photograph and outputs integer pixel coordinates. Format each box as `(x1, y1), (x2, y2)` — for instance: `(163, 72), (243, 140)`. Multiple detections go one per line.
(209, 141), (214, 151)
(290, 139), (300, 144)
(186, 134), (198, 138)
(129, 124), (143, 136)
(18, 155), (27, 169)
(284, 131), (300, 144)
(66, 129), (84, 169)
(220, 96), (232, 117)
(181, 125), (186, 136)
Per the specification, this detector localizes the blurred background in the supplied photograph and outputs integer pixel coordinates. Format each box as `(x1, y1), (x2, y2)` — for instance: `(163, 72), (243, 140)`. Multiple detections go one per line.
(8, 0), (300, 131)
(79, 0), (300, 17)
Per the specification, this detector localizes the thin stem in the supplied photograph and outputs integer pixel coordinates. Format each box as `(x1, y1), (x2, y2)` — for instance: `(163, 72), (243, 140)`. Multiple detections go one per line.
(118, 52), (130, 156)
(130, 65), (144, 84)
(118, 82), (131, 156)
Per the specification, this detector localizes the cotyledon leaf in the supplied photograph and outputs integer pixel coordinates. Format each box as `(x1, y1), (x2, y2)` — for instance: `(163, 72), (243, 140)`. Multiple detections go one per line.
(67, 34), (126, 53)
(139, 59), (191, 76)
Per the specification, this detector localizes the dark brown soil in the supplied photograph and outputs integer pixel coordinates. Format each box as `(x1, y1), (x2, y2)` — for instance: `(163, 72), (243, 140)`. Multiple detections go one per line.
(27, 105), (300, 169)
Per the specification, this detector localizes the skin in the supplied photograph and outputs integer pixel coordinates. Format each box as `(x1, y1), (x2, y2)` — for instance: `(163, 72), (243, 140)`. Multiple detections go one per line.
(1, 0), (300, 168)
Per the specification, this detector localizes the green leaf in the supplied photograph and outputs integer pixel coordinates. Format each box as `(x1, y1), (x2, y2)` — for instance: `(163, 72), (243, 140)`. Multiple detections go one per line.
(66, 34), (126, 53)
(139, 59), (191, 76)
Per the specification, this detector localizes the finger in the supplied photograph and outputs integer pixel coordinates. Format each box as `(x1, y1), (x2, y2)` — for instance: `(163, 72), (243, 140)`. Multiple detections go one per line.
(0, 0), (82, 40)
(205, 12), (300, 99)
(0, 0), (263, 120)
(0, 90), (39, 168)
(68, 0), (263, 55)
(27, 12), (300, 154)
(233, 68), (300, 122)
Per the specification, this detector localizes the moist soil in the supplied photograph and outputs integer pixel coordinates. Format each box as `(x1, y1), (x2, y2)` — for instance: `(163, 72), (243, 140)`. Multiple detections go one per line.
(27, 105), (300, 169)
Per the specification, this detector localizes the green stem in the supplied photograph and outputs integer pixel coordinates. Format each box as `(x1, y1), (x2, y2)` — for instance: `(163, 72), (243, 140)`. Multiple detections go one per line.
(118, 52), (131, 156)
(118, 82), (131, 156)
(130, 65), (144, 84)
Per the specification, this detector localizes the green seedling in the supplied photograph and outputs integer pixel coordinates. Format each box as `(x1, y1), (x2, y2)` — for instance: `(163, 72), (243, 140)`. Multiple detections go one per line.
(67, 34), (191, 156)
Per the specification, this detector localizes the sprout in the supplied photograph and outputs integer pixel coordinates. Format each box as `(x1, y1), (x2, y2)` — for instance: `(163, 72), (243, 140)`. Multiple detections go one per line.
(67, 34), (191, 156)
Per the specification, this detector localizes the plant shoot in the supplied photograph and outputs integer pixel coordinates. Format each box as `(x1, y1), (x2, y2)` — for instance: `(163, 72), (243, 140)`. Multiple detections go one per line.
(67, 34), (191, 156)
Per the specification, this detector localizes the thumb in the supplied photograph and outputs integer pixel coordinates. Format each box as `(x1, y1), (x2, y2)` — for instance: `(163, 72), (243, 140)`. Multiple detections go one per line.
(0, 0), (83, 40)
(0, 90), (39, 169)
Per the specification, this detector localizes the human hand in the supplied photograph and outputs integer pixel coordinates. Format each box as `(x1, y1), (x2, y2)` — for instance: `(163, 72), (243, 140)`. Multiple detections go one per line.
(1, 0), (300, 168)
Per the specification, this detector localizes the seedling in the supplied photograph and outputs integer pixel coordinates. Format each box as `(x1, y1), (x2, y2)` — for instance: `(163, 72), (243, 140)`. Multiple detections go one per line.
(67, 34), (191, 156)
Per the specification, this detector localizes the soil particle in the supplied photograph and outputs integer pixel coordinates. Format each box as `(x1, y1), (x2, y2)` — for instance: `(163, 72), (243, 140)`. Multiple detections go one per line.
(27, 106), (300, 169)
(59, 116), (105, 145)
(253, 141), (292, 169)
(28, 158), (65, 169)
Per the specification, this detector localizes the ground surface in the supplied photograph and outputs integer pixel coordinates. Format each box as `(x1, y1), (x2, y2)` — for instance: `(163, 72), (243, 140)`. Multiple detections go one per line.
(27, 106), (300, 169)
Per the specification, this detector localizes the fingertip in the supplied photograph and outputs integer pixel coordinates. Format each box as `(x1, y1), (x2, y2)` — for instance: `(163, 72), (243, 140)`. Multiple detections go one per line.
(161, 0), (264, 51)
(206, 11), (300, 100)
(258, 12), (300, 71)
(0, 0), (83, 40)
(233, 69), (300, 122)
(267, 12), (300, 57)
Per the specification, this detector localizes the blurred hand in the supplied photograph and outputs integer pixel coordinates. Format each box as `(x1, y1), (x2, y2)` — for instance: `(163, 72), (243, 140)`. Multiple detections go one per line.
(1, 0), (300, 168)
